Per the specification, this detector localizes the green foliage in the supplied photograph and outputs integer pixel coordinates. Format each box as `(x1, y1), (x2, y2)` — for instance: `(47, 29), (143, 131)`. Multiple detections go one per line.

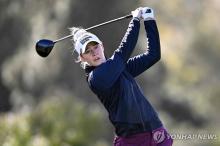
(0, 97), (110, 146)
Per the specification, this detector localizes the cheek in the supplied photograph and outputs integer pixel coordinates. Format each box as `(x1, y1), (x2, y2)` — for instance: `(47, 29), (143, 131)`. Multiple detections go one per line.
(81, 55), (93, 62)
(98, 47), (104, 55)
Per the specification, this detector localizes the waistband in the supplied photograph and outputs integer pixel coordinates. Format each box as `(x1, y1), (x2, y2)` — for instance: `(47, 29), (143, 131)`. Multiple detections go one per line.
(114, 120), (163, 137)
(114, 131), (152, 144)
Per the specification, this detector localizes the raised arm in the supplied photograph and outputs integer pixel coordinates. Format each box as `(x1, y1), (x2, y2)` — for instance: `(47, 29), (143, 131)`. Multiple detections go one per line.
(126, 8), (161, 77)
(88, 9), (142, 90)
(115, 18), (140, 62)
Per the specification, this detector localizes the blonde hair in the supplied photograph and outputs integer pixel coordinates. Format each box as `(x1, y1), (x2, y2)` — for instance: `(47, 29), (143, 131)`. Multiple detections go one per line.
(69, 27), (86, 69)
(75, 56), (88, 69)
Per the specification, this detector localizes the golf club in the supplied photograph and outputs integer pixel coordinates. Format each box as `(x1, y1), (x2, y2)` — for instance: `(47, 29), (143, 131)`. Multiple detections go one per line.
(36, 14), (132, 57)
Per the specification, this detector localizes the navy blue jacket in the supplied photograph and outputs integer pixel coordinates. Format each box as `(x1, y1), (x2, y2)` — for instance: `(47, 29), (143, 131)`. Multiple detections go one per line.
(85, 18), (162, 137)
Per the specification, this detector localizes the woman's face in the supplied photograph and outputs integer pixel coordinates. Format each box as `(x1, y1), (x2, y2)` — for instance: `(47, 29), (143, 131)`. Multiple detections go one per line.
(80, 42), (106, 67)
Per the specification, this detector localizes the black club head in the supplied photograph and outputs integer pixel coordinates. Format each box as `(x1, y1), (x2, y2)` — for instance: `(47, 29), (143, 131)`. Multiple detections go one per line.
(35, 39), (55, 57)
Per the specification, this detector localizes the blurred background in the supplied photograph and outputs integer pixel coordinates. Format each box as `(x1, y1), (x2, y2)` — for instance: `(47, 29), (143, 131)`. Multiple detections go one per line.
(0, 0), (219, 146)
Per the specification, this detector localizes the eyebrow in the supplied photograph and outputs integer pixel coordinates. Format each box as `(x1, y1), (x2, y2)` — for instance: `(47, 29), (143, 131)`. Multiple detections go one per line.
(86, 44), (98, 50)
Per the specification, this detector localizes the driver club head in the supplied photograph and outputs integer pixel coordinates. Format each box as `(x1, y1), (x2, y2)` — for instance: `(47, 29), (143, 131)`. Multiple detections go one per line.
(35, 39), (55, 57)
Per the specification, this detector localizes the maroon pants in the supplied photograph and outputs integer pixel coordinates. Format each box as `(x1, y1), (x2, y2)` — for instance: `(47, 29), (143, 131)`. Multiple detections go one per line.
(113, 127), (173, 146)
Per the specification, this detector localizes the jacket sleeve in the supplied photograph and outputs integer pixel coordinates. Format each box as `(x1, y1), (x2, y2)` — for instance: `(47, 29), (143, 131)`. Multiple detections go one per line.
(88, 18), (140, 91)
(126, 20), (161, 77)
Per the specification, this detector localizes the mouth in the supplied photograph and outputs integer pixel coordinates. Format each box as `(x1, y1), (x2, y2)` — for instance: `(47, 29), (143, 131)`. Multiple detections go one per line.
(94, 57), (100, 62)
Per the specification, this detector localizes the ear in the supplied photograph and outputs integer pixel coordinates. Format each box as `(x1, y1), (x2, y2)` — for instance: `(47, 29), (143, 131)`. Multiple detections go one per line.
(80, 54), (86, 62)
(100, 43), (104, 51)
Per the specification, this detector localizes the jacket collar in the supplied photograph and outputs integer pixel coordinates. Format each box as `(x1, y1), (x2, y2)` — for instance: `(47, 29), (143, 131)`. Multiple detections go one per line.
(85, 65), (96, 75)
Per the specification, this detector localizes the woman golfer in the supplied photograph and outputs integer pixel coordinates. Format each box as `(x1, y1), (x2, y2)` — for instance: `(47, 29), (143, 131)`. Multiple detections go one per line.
(71, 7), (173, 146)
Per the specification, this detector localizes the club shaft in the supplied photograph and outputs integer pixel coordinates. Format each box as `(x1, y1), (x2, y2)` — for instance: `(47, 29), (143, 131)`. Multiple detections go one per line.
(54, 14), (132, 43)
(85, 14), (132, 31)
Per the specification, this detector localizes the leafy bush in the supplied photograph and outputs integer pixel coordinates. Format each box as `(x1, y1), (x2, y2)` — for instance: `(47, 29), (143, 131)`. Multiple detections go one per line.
(0, 96), (111, 146)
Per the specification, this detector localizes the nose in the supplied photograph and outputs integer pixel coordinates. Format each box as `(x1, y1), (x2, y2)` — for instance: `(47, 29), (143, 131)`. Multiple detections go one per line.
(91, 48), (98, 56)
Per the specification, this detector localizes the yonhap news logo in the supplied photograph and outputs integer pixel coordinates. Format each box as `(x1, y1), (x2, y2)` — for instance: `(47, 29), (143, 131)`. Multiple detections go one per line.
(170, 133), (218, 141)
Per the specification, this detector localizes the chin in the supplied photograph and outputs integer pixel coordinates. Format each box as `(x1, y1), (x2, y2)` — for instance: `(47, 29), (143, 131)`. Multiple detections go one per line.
(91, 59), (105, 67)
(93, 62), (102, 66)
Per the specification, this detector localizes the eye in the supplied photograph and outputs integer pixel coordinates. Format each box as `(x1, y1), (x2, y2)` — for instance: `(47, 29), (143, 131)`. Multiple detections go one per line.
(84, 49), (91, 54)
(95, 45), (98, 49)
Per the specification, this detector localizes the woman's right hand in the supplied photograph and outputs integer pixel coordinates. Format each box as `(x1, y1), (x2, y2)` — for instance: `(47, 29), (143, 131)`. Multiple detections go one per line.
(131, 7), (142, 20)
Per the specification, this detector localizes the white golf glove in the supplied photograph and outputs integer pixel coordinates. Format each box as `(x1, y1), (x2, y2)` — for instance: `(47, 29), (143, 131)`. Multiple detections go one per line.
(131, 7), (142, 20)
(141, 7), (155, 21)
